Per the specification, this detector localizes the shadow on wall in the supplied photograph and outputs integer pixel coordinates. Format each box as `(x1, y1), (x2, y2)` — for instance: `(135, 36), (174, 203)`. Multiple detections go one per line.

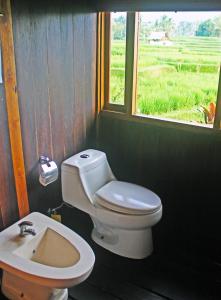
(97, 114), (221, 261)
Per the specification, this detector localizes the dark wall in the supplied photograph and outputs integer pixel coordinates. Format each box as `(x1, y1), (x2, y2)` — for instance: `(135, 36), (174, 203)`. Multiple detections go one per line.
(89, 0), (221, 11)
(7, 0), (221, 264)
(0, 83), (19, 229)
(98, 113), (221, 261)
(11, 0), (97, 213)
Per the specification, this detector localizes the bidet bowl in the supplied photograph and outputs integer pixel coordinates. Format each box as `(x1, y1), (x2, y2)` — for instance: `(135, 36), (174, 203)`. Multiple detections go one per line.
(0, 212), (95, 299)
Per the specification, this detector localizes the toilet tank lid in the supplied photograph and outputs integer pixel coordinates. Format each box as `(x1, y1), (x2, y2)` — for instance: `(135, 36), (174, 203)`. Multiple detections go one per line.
(62, 149), (106, 173)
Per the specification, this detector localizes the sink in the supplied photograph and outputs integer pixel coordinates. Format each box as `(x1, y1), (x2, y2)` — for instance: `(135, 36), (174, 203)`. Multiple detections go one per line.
(0, 212), (95, 300)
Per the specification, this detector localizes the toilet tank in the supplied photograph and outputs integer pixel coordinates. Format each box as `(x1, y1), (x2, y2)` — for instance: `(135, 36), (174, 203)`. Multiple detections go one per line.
(61, 149), (115, 209)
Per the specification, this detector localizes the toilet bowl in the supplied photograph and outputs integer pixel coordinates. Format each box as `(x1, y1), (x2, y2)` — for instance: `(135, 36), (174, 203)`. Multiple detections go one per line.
(0, 212), (95, 300)
(62, 149), (162, 259)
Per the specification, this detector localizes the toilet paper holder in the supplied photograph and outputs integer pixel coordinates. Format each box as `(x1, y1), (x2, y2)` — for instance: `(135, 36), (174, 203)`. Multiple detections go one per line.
(39, 155), (58, 186)
(39, 155), (51, 166)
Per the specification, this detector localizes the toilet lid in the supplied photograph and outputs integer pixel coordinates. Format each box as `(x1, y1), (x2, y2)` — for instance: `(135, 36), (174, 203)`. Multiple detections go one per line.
(95, 181), (161, 215)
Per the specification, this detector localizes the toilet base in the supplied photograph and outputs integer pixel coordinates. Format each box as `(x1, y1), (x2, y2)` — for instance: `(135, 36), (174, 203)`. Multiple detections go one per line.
(2, 271), (68, 300)
(91, 218), (153, 259)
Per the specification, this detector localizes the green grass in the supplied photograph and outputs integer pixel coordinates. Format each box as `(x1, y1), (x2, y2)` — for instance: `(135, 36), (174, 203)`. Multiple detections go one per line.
(110, 37), (221, 124)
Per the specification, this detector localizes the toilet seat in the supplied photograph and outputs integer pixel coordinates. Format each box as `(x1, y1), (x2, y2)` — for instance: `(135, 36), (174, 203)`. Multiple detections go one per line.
(95, 181), (161, 215)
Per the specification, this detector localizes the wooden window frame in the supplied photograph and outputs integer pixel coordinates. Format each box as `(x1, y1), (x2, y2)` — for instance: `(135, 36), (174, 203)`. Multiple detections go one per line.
(97, 11), (221, 130)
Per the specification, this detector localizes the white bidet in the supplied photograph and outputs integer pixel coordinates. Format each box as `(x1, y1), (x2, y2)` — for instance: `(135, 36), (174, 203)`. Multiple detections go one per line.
(0, 212), (95, 300)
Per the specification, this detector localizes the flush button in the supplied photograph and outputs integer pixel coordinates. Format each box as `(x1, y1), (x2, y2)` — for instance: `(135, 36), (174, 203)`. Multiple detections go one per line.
(80, 154), (90, 159)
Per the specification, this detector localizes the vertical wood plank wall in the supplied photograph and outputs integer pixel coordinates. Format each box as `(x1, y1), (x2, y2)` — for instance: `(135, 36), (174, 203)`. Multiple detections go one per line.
(0, 0), (30, 219)
(11, 0), (96, 213)
(0, 83), (19, 229)
(0, 0), (23, 229)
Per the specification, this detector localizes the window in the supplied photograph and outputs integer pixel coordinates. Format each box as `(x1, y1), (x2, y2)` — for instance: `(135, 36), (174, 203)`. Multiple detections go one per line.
(98, 11), (221, 129)
(110, 12), (127, 105)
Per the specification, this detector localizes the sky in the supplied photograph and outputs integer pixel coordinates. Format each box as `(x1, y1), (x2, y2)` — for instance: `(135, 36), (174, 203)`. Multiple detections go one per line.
(112, 12), (221, 24)
(141, 12), (221, 24)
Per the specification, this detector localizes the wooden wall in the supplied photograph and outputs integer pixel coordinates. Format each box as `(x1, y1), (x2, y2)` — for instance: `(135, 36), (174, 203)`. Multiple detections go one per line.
(10, 0), (97, 213)
(98, 113), (221, 261)
(0, 82), (19, 229)
(1, 0), (220, 264)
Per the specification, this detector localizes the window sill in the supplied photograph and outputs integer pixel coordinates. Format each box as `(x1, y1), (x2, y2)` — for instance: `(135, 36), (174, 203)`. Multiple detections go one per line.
(99, 109), (220, 134)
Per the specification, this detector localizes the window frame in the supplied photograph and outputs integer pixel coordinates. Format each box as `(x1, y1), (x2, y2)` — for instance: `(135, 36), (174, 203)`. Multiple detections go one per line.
(97, 11), (221, 130)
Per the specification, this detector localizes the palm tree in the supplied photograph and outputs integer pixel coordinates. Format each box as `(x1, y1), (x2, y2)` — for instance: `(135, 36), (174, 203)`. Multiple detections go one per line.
(154, 15), (175, 37)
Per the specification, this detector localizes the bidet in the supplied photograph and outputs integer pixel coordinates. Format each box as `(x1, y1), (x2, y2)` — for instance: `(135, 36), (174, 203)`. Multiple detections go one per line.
(0, 212), (95, 300)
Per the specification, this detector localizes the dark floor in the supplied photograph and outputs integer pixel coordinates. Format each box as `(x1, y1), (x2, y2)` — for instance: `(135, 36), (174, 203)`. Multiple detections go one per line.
(0, 245), (221, 300)
(1, 205), (221, 300)
(68, 244), (221, 300)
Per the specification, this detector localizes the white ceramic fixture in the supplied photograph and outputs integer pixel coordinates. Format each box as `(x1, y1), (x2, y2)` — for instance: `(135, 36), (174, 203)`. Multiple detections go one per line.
(0, 212), (95, 300)
(61, 149), (162, 259)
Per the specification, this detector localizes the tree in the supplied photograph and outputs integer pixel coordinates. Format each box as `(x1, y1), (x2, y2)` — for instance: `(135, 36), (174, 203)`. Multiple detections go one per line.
(139, 19), (154, 42)
(176, 21), (195, 36)
(112, 15), (126, 40)
(154, 15), (175, 36)
(213, 16), (221, 37)
(196, 19), (216, 37)
(114, 15), (126, 25)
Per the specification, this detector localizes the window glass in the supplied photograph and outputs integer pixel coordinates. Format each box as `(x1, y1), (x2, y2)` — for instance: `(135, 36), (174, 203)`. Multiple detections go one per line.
(110, 12), (127, 104)
(136, 12), (221, 126)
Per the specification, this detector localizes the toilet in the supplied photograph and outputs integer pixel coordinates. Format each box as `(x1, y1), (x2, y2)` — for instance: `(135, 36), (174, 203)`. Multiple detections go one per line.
(61, 149), (162, 259)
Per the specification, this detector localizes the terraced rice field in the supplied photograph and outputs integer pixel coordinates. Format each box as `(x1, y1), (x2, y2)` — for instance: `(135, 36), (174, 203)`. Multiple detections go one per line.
(110, 36), (221, 124)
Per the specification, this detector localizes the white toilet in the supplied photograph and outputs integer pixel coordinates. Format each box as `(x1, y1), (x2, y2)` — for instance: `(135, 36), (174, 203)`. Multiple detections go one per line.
(61, 149), (162, 259)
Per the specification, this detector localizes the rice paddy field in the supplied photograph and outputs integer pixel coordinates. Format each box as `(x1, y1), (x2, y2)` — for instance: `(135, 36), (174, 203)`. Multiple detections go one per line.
(110, 36), (221, 124)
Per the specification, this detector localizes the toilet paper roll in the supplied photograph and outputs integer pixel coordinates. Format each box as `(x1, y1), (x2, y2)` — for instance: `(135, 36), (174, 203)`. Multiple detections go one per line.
(39, 161), (58, 186)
